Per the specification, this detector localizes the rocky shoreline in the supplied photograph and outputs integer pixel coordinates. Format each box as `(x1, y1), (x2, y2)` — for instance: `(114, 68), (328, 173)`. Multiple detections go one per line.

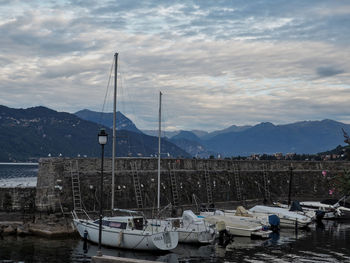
(0, 212), (77, 238)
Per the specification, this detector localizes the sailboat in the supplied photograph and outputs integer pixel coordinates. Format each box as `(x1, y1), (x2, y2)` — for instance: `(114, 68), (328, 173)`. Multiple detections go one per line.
(73, 53), (179, 251)
(149, 92), (216, 244)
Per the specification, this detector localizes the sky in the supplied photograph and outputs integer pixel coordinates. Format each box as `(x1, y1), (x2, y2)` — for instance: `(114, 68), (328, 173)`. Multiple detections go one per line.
(0, 0), (350, 132)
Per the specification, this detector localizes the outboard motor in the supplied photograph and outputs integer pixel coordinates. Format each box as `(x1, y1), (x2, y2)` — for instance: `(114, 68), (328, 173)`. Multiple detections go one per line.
(289, 201), (303, 212)
(208, 203), (215, 211)
(315, 210), (326, 221)
(268, 214), (280, 232)
(217, 221), (233, 247)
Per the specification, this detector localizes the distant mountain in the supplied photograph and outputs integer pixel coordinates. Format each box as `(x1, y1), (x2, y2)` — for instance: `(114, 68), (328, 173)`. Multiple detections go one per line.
(190, 130), (209, 138)
(169, 131), (214, 157)
(142, 130), (180, 138)
(0, 105), (190, 162)
(75, 109), (142, 134)
(3, 105), (349, 160)
(203, 125), (252, 140)
(169, 137), (215, 158)
(204, 120), (350, 156)
(171, 130), (202, 143)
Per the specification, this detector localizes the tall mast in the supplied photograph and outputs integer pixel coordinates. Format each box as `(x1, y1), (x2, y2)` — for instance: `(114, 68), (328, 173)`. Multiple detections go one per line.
(157, 91), (162, 211)
(111, 52), (118, 210)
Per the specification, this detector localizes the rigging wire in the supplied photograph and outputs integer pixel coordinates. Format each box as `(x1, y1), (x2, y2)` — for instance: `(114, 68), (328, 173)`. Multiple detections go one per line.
(118, 59), (148, 157)
(99, 57), (115, 127)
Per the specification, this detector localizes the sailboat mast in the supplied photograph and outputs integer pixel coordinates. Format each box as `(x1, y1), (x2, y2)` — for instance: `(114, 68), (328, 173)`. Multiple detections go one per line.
(157, 91), (162, 211)
(111, 52), (118, 210)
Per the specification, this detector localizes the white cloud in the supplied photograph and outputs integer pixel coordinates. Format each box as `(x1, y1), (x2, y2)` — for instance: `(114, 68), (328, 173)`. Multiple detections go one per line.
(0, 0), (349, 131)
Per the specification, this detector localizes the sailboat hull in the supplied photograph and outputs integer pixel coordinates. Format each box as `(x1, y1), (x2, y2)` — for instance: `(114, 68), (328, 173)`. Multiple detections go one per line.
(73, 219), (178, 251)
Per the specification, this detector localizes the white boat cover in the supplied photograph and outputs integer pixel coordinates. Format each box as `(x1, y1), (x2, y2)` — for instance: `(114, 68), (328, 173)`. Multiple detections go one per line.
(249, 205), (311, 221)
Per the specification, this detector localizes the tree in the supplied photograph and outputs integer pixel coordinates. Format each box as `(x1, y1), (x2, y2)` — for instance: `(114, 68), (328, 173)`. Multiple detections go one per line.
(331, 170), (350, 196)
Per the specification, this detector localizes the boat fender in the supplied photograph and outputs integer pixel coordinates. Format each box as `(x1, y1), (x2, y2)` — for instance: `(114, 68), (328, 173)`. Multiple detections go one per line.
(128, 219), (134, 229)
(216, 221), (226, 232)
(118, 231), (123, 246)
(83, 230), (88, 253)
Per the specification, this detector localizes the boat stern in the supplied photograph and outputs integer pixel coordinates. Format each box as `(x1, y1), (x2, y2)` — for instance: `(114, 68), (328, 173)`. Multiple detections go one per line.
(152, 231), (178, 250)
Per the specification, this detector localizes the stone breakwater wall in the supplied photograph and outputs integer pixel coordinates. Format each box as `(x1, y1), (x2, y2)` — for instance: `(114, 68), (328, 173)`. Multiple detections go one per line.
(33, 158), (350, 213)
(0, 187), (36, 211)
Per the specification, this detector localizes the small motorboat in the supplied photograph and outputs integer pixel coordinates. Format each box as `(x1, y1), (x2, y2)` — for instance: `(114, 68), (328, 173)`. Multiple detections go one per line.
(300, 195), (350, 220)
(249, 205), (312, 229)
(201, 209), (272, 239)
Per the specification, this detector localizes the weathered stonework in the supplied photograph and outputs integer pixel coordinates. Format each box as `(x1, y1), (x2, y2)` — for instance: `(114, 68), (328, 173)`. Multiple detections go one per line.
(0, 187), (36, 211)
(33, 158), (350, 213)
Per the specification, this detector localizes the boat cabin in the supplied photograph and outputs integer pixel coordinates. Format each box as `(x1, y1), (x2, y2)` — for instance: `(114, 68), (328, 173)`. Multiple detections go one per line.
(94, 216), (145, 230)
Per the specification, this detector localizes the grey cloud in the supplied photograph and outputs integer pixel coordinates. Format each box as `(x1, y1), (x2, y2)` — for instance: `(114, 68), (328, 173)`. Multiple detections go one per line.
(317, 66), (344, 78)
(1, 0), (350, 131)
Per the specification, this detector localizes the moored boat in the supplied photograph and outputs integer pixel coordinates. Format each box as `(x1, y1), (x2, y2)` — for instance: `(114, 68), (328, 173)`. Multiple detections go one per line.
(300, 195), (350, 220)
(73, 209), (178, 250)
(150, 210), (216, 244)
(201, 210), (272, 239)
(249, 205), (312, 228)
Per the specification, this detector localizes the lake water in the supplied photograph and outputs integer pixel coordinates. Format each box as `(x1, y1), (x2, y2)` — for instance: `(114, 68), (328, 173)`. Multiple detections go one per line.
(0, 221), (349, 262)
(0, 163), (349, 262)
(0, 163), (38, 187)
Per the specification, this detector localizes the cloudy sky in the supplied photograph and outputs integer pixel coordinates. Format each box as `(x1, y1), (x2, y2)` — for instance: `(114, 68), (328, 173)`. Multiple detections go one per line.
(1, 0), (350, 131)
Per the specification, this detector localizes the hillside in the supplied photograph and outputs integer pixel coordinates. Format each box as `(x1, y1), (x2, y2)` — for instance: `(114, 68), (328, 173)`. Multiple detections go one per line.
(205, 120), (350, 156)
(76, 108), (350, 157)
(75, 109), (142, 133)
(0, 105), (190, 162)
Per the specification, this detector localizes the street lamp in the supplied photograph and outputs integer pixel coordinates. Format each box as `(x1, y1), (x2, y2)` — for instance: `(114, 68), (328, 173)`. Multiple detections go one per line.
(97, 128), (108, 256)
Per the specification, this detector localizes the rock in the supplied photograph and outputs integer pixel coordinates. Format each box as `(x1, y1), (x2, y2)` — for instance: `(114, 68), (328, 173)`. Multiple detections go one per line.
(17, 225), (30, 236)
(3, 225), (16, 236)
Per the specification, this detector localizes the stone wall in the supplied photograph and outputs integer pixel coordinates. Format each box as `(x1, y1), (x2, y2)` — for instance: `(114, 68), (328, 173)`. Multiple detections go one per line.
(34, 158), (350, 213)
(0, 187), (36, 211)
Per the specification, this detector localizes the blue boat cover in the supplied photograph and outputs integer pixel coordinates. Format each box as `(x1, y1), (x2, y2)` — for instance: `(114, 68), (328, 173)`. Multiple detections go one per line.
(268, 214), (280, 226)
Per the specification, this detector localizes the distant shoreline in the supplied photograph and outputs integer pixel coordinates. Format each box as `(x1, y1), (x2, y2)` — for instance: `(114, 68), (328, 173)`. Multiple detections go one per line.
(0, 162), (38, 166)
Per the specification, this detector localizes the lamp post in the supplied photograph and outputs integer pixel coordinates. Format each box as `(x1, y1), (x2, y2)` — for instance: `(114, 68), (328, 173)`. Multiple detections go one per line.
(97, 128), (108, 256)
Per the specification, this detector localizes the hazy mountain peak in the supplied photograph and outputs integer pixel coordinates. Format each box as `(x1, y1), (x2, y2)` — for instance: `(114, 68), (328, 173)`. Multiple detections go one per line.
(74, 109), (142, 134)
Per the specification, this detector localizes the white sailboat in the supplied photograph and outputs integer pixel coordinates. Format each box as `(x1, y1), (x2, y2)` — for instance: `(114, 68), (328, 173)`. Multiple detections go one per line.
(73, 53), (179, 251)
(74, 209), (178, 250)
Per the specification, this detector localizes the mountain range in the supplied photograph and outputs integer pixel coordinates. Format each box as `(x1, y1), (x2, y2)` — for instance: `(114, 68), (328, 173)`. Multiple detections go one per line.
(0, 105), (349, 161)
(0, 106), (190, 162)
(75, 109), (350, 158)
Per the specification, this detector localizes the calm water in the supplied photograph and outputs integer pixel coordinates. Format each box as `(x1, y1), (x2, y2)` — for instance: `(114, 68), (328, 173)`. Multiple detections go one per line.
(0, 164), (349, 262)
(0, 221), (349, 262)
(0, 163), (38, 179)
(0, 163), (38, 187)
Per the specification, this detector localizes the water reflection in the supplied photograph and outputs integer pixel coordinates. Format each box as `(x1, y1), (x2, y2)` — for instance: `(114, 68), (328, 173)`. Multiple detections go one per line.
(0, 221), (349, 263)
